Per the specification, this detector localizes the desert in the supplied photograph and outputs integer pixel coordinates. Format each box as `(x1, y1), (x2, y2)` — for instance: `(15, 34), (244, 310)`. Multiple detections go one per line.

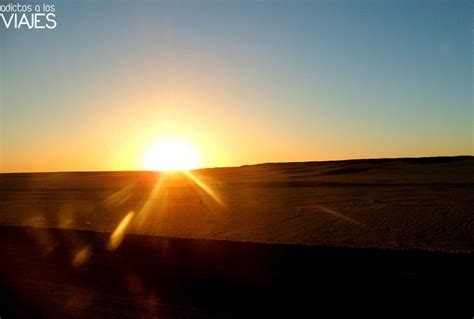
(1, 156), (472, 252)
(0, 156), (473, 317)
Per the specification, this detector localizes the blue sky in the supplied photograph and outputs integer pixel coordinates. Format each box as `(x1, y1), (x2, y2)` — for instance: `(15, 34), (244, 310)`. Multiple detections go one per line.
(1, 0), (472, 172)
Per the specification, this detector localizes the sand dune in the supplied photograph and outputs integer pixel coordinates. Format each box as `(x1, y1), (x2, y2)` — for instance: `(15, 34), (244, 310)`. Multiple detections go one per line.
(1, 156), (473, 252)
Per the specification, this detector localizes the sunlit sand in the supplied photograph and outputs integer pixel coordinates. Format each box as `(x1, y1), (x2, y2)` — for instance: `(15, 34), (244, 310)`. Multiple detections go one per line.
(1, 156), (472, 253)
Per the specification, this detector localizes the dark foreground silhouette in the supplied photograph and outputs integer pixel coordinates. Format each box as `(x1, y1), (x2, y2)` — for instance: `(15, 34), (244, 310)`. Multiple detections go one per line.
(0, 226), (472, 318)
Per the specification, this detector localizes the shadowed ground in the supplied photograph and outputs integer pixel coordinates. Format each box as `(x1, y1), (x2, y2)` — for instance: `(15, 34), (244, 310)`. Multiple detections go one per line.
(0, 226), (473, 318)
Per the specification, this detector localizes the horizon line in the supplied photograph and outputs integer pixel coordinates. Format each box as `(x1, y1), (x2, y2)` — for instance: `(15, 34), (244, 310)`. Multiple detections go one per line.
(1, 155), (472, 175)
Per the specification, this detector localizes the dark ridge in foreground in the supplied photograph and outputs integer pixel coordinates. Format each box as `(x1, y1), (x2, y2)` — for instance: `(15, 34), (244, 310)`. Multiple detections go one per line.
(1, 226), (473, 318)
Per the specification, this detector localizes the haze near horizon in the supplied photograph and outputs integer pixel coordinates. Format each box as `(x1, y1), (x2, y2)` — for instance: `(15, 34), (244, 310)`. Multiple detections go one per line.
(1, 0), (472, 172)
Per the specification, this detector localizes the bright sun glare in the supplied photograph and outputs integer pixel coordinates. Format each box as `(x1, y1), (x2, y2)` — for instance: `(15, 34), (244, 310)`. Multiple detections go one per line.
(143, 140), (200, 171)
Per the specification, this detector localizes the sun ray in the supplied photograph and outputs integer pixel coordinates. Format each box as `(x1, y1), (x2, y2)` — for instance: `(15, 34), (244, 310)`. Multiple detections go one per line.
(316, 205), (368, 229)
(103, 184), (135, 209)
(135, 174), (166, 229)
(182, 170), (225, 207)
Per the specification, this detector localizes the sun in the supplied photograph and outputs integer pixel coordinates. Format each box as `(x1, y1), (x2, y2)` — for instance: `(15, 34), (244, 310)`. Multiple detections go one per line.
(143, 140), (200, 171)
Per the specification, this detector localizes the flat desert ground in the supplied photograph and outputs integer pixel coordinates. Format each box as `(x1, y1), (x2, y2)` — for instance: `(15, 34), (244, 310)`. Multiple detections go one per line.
(1, 156), (473, 317)
(1, 156), (473, 252)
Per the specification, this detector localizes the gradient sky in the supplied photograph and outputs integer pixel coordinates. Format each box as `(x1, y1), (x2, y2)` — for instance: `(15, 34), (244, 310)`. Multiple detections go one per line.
(1, 0), (472, 172)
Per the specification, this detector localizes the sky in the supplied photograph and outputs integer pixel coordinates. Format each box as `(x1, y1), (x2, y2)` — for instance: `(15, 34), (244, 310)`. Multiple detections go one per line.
(0, 0), (472, 172)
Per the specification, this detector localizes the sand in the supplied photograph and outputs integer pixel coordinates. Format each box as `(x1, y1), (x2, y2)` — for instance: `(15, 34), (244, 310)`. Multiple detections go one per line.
(1, 156), (473, 253)
(1, 226), (472, 318)
(1, 156), (473, 318)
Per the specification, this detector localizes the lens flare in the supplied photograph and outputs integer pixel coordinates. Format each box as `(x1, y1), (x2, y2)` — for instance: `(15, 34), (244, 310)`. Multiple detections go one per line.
(107, 211), (135, 251)
(72, 246), (92, 267)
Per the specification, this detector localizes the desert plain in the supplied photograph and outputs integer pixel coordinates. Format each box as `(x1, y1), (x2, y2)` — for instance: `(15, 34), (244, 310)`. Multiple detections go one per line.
(0, 156), (473, 318)
(1, 156), (473, 252)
